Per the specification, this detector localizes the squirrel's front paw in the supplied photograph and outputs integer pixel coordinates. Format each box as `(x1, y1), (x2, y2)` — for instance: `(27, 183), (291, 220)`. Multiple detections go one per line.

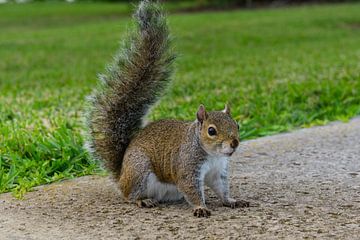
(223, 198), (250, 209)
(193, 206), (211, 218)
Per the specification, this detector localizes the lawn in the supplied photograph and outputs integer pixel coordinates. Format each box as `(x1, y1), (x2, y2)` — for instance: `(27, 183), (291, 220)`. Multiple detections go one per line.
(1, 2), (359, 196)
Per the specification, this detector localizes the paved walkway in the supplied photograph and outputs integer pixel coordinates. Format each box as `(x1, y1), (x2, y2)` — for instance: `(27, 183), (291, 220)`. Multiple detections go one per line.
(1, 119), (359, 239)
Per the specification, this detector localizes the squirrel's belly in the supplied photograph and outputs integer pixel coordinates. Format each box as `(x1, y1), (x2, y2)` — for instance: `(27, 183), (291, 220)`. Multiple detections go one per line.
(146, 172), (183, 202)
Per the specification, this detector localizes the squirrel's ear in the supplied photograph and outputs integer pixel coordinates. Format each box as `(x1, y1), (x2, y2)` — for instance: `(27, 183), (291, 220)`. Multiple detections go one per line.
(197, 104), (208, 123)
(223, 103), (231, 116)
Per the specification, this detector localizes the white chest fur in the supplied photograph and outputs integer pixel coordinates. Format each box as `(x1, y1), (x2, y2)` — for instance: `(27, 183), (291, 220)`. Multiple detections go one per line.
(199, 155), (229, 186)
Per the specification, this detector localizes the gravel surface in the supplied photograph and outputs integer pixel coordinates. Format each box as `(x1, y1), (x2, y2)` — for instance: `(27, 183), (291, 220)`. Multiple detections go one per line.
(1, 119), (360, 239)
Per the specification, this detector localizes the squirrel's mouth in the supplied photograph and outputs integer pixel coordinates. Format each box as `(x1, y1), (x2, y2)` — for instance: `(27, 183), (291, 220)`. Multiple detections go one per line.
(222, 149), (235, 157)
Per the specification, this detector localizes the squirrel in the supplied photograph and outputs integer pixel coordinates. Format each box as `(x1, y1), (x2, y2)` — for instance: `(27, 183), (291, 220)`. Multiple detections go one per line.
(86, 0), (249, 218)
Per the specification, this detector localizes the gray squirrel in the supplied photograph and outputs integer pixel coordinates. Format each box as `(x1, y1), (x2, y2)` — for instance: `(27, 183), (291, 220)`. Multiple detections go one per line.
(86, 0), (249, 217)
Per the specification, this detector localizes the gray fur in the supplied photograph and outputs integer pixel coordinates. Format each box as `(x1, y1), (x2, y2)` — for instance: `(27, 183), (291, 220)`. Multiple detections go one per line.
(85, 0), (175, 179)
(85, 1), (247, 216)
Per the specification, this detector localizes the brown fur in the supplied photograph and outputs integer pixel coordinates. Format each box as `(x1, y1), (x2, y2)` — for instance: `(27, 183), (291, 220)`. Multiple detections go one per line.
(117, 106), (246, 216)
(86, 1), (249, 217)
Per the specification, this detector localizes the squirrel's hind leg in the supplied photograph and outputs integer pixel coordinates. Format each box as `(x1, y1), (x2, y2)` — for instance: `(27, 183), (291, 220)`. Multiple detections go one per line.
(118, 148), (158, 207)
(119, 148), (182, 207)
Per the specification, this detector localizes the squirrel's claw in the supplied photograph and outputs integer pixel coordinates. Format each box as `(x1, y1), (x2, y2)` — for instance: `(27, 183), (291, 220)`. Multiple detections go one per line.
(223, 199), (250, 209)
(136, 199), (159, 208)
(193, 207), (211, 218)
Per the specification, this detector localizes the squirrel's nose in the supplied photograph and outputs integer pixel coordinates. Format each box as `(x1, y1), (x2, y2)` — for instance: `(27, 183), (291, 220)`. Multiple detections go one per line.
(230, 139), (239, 149)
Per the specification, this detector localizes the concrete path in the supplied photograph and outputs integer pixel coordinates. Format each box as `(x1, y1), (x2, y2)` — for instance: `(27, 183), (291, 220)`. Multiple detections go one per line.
(1, 119), (359, 239)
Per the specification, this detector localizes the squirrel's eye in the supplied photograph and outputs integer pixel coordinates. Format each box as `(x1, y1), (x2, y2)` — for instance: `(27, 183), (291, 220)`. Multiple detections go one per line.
(208, 127), (217, 136)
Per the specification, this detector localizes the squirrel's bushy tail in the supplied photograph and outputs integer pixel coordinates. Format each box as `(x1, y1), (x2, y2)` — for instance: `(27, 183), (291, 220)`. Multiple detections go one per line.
(86, 0), (175, 178)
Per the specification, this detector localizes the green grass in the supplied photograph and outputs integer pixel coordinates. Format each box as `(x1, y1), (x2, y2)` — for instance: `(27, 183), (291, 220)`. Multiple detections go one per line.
(1, 2), (360, 196)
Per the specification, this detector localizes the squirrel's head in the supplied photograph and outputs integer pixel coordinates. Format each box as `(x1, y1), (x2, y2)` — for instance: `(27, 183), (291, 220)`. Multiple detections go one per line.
(196, 104), (240, 157)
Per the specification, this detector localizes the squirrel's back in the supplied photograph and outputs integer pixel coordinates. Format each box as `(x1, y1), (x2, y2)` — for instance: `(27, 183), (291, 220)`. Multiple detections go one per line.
(86, 1), (175, 179)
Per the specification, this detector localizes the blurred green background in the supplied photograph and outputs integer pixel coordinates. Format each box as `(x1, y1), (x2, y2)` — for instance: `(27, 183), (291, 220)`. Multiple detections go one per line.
(1, 0), (360, 196)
